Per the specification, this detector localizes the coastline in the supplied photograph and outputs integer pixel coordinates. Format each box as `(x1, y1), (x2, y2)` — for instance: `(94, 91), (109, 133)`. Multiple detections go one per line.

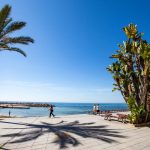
(0, 111), (130, 119)
(0, 102), (128, 117)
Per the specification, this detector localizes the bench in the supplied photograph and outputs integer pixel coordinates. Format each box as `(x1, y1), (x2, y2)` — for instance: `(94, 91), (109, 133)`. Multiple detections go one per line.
(116, 114), (128, 123)
(104, 113), (112, 120)
(104, 113), (128, 123)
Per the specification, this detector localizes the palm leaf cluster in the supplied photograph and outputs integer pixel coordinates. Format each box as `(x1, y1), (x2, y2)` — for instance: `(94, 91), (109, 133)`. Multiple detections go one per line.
(0, 5), (34, 57)
(107, 24), (150, 123)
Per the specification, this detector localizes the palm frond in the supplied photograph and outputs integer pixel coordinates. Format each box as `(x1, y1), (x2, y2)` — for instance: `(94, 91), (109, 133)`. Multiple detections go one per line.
(1, 36), (34, 45)
(0, 42), (9, 49)
(0, 5), (11, 31)
(4, 21), (26, 35)
(4, 18), (12, 27)
(0, 18), (12, 38)
(0, 4), (34, 57)
(0, 46), (26, 57)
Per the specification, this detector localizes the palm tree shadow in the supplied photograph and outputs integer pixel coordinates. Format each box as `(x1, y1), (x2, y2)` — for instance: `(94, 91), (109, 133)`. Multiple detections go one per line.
(0, 120), (127, 149)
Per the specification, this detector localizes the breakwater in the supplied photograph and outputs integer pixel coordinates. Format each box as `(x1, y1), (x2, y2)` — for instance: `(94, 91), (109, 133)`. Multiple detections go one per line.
(0, 102), (51, 109)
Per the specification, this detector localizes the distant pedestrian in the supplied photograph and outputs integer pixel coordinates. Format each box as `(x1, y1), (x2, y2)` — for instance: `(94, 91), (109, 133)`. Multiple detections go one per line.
(96, 104), (100, 115)
(9, 110), (11, 117)
(49, 105), (55, 118)
(93, 104), (96, 114)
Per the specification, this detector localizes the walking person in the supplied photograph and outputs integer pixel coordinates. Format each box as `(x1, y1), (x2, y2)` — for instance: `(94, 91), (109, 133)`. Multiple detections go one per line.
(49, 105), (55, 118)
(9, 110), (11, 117)
(93, 104), (96, 115)
(96, 104), (100, 115)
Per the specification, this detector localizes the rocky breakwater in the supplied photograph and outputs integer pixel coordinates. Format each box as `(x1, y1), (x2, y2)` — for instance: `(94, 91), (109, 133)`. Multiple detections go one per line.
(24, 103), (51, 107)
(0, 102), (51, 109)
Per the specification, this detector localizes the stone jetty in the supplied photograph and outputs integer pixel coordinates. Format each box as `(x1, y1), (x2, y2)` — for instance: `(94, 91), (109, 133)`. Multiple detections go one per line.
(0, 102), (51, 109)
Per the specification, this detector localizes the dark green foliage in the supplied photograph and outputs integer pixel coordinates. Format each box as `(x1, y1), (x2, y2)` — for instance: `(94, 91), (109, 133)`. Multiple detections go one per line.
(0, 4), (34, 57)
(127, 95), (145, 124)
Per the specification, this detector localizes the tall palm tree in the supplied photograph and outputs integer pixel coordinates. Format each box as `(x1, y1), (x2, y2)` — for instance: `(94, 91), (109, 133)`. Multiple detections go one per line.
(0, 4), (34, 57)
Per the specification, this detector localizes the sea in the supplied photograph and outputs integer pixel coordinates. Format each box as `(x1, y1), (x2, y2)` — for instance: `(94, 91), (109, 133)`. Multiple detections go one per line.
(0, 102), (128, 117)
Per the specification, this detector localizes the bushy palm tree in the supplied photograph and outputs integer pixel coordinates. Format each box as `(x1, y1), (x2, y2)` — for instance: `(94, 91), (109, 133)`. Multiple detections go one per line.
(107, 24), (150, 123)
(0, 4), (34, 57)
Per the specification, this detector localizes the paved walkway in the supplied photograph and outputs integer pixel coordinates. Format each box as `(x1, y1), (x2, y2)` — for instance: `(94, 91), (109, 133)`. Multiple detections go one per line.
(0, 114), (150, 150)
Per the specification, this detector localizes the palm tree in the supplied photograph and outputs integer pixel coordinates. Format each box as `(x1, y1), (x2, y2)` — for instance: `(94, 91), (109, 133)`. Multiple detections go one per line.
(107, 24), (150, 123)
(0, 4), (34, 57)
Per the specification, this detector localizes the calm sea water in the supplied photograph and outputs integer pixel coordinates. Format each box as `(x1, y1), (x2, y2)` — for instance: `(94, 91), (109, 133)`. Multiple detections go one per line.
(0, 102), (128, 117)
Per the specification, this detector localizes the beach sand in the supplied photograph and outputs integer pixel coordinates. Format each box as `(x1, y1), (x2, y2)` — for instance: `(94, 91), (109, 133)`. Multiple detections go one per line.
(0, 114), (150, 150)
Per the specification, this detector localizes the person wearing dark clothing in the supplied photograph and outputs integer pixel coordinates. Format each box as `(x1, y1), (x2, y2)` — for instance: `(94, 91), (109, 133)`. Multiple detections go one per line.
(9, 110), (11, 117)
(49, 105), (55, 118)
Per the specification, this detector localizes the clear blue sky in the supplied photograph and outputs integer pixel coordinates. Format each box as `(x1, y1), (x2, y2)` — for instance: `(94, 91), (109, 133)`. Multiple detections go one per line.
(0, 0), (150, 103)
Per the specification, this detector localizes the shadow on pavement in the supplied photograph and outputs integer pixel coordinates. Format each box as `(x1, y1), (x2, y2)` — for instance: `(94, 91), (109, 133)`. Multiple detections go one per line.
(0, 119), (127, 149)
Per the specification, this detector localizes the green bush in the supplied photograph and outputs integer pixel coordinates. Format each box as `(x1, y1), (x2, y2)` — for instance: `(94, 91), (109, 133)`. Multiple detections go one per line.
(127, 95), (146, 124)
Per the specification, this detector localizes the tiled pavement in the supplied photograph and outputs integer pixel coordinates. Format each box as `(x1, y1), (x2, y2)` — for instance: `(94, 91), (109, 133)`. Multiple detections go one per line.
(0, 114), (150, 150)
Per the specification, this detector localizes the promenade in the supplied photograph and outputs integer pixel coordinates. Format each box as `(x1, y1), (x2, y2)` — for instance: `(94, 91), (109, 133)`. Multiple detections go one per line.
(0, 114), (150, 150)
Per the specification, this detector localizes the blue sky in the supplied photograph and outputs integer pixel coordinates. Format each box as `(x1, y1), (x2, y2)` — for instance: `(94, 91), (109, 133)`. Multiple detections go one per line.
(0, 0), (150, 103)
